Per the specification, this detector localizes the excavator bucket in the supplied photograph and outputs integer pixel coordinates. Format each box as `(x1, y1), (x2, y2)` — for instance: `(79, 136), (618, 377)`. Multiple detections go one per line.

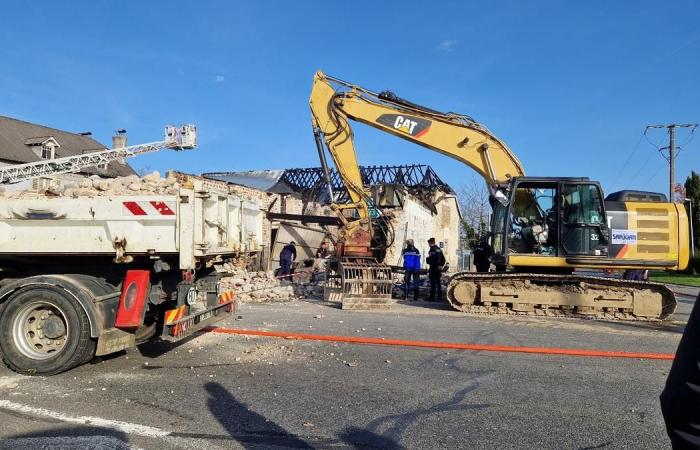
(325, 257), (394, 310)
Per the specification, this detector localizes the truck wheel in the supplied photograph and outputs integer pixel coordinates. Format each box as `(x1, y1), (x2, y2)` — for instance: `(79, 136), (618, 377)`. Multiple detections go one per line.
(0, 286), (96, 375)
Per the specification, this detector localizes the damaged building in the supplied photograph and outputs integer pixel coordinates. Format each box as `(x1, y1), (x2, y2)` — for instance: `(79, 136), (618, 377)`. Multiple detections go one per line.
(204, 164), (461, 270)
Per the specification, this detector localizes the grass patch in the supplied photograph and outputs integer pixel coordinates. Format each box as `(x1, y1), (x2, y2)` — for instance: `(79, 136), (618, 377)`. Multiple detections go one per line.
(649, 272), (700, 287)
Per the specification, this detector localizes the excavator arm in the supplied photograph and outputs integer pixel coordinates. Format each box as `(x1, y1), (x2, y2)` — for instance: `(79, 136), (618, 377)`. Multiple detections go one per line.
(309, 70), (524, 255)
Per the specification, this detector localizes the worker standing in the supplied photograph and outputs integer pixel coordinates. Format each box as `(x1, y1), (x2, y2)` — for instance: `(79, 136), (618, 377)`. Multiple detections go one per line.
(311, 241), (330, 283)
(278, 241), (297, 280)
(472, 237), (492, 273)
(315, 241), (330, 259)
(402, 239), (421, 301)
(426, 237), (445, 302)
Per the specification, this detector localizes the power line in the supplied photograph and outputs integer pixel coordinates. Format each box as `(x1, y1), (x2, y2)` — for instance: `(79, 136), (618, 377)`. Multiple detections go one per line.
(611, 131), (645, 191)
(644, 123), (698, 200)
(642, 166), (665, 191)
(628, 147), (659, 185)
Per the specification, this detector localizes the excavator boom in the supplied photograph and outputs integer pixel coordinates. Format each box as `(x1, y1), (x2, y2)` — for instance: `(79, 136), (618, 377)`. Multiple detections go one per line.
(311, 71), (524, 188)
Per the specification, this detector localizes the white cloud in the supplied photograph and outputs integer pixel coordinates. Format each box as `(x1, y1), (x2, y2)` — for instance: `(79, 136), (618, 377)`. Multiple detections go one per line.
(436, 40), (457, 52)
(213, 75), (225, 83)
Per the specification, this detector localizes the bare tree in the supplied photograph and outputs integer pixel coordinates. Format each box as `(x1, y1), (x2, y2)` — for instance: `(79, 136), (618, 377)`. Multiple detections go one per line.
(458, 178), (490, 247)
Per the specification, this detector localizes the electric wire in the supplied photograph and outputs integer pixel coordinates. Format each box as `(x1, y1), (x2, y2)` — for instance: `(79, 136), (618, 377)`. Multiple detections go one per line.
(611, 131), (645, 191)
(628, 128), (667, 185)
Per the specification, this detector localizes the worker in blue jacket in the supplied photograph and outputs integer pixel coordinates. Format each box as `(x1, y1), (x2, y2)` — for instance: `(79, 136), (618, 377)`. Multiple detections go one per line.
(402, 239), (421, 301)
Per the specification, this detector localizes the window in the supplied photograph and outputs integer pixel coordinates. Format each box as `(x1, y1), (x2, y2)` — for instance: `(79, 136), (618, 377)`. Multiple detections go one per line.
(41, 143), (54, 160)
(560, 184), (607, 256)
(491, 201), (507, 255)
(561, 184), (605, 225)
(508, 185), (557, 255)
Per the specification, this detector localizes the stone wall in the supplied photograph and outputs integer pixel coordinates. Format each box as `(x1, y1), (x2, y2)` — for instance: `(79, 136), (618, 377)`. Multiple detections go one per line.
(384, 192), (461, 269)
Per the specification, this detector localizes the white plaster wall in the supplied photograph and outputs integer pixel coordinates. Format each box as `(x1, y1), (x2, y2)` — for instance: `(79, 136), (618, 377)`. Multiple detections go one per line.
(383, 193), (460, 269)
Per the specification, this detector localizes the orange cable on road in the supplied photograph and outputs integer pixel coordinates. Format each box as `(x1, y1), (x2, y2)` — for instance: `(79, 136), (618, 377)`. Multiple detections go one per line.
(205, 327), (676, 360)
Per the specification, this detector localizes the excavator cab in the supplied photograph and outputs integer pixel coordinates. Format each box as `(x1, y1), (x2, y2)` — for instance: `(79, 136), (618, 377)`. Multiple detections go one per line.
(491, 177), (609, 269)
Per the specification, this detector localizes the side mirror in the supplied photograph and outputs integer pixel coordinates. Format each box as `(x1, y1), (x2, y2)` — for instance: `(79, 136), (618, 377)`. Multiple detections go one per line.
(494, 190), (509, 206)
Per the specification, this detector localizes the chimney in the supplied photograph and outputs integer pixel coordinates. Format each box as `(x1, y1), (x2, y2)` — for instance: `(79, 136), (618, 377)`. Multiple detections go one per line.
(112, 129), (127, 149)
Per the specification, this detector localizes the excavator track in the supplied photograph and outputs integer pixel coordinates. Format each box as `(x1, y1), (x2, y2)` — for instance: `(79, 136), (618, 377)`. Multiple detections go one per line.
(446, 272), (677, 321)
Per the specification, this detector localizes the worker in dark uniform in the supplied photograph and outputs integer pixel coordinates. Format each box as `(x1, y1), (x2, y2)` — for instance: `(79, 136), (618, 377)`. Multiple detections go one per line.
(426, 237), (445, 302)
(402, 239), (421, 301)
(660, 292), (700, 448)
(278, 241), (297, 279)
(472, 237), (492, 273)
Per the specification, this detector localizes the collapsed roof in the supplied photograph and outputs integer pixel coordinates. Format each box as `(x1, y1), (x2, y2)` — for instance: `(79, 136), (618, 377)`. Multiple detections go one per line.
(204, 164), (454, 204)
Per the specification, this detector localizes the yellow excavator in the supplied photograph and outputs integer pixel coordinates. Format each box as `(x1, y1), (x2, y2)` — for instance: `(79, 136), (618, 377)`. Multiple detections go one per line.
(310, 70), (689, 319)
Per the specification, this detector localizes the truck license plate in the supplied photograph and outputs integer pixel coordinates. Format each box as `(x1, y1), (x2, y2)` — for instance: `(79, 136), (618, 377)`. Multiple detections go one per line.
(195, 310), (214, 324)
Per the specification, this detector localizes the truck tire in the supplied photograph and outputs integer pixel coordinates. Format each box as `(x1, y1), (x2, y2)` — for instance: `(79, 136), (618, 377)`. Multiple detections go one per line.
(0, 286), (96, 375)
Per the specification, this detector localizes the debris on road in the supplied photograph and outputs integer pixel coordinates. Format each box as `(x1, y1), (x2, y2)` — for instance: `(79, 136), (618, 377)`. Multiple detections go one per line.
(217, 264), (297, 303)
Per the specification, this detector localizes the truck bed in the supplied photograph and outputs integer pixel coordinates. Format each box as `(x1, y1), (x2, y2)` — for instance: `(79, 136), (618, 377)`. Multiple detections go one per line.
(0, 179), (263, 270)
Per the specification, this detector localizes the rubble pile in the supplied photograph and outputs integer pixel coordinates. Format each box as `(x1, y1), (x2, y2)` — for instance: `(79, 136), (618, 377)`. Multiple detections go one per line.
(217, 264), (297, 303)
(3, 171), (181, 198)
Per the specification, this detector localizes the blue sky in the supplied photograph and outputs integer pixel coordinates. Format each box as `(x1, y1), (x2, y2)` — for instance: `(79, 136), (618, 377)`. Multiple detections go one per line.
(1, 1), (699, 196)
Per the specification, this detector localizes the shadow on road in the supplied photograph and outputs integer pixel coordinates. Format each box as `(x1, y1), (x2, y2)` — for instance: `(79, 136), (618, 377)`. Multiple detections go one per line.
(0, 426), (131, 449)
(205, 381), (314, 448)
(203, 381), (404, 449)
(136, 331), (206, 359)
(362, 369), (492, 444)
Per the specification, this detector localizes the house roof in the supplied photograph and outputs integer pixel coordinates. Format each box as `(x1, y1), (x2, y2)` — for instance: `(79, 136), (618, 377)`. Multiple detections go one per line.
(0, 115), (136, 177)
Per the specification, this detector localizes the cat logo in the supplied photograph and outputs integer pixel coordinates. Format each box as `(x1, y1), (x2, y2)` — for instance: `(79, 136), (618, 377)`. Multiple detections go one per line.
(394, 116), (418, 134)
(376, 114), (431, 138)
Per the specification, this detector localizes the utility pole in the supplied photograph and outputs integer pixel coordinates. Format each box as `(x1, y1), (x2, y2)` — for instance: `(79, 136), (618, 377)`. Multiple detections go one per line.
(645, 123), (698, 201)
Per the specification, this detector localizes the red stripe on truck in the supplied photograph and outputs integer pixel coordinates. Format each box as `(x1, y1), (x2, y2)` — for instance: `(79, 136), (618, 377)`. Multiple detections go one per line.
(123, 201), (147, 215)
(150, 201), (175, 215)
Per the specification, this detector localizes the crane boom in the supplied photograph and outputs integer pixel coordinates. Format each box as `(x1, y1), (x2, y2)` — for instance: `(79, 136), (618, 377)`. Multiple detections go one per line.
(0, 124), (196, 184)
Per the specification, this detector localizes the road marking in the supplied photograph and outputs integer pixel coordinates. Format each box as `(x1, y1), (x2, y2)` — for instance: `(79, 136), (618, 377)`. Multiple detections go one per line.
(0, 399), (170, 438)
(206, 327), (676, 360)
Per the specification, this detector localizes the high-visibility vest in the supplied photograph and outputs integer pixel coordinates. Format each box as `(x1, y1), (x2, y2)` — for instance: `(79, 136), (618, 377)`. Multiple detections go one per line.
(403, 251), (421, 270)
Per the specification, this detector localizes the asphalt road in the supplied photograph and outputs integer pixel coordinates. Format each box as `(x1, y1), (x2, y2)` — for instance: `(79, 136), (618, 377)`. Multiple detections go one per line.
(0, 287), (696, 449)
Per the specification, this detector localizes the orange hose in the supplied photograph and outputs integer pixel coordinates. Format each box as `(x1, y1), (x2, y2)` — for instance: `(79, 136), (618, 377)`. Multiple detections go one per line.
(204, 327), (675, 360)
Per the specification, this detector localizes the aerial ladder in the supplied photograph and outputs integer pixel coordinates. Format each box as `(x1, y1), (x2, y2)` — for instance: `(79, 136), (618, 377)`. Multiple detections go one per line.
(0, 125), (197, 184)
(310, 71), (688, 319)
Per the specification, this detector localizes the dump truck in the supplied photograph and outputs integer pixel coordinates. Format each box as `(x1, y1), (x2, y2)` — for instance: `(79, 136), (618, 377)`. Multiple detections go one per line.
(0, 126), (262, 374)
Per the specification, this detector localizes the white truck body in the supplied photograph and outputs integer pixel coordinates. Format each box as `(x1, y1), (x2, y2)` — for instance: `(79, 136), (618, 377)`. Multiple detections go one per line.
(0, 178), (263, 269)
